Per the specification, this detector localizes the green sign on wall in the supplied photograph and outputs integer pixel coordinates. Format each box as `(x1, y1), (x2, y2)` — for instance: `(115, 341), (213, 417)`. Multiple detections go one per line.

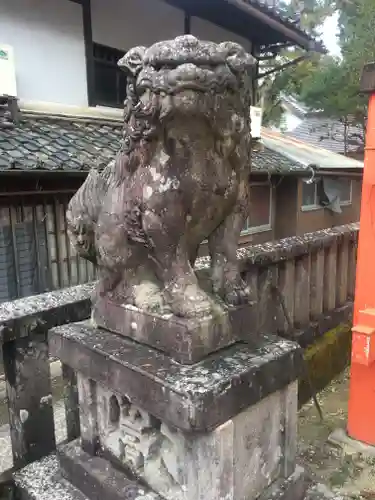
(0, 49), (9, 61)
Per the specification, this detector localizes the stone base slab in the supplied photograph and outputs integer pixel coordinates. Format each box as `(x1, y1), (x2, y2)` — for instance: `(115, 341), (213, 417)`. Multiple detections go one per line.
(59, 441), (160, 500)
(13, 450), (319, 500)
(93, 298), (256, 364)
(49, 322), (303, 433)
(59, 442), (310, 500)
(328, 428), (375, 456)
(257, 466), (308, 500)
(304, 484), (348, 499)
(13, 454), (157, 500)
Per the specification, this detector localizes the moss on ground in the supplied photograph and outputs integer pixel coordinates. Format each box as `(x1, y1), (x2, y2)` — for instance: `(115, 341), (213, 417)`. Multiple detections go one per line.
(299, 323), (352, 406)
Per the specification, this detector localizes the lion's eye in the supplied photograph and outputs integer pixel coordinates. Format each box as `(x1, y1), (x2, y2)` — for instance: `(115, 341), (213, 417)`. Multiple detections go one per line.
(152, 62), (178, 71)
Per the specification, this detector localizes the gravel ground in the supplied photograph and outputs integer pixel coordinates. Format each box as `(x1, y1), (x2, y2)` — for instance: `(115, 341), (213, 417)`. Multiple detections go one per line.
(298, 368), (375, 499)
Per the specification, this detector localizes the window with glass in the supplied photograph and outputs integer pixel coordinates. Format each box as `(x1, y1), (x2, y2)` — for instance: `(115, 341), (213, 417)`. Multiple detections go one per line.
(301, 178), (352, 209)
(242, 184), (272, 233)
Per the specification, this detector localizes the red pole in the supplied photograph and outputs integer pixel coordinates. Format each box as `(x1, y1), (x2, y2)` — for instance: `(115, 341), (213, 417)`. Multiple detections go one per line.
(348, 63), (375, 445)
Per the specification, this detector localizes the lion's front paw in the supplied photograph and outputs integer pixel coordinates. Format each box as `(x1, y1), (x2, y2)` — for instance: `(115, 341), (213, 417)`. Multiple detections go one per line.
(164, 281), (213, 318)
(134, 281), (171, 314)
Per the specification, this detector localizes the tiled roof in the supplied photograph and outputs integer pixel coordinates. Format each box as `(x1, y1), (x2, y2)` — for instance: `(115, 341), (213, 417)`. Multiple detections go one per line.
(244, 0), (325, 52)
(287, 117), (365, 155)
(0, 114), (121, 172)
(262, 128), (363, 171)
(280, 93), (309, 118)
(252, 143), (308, 174)
(0, 113), (360, 176)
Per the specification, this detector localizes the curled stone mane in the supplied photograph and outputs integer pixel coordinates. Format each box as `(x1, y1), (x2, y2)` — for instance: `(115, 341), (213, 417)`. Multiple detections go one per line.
(67, 35), (256, 320)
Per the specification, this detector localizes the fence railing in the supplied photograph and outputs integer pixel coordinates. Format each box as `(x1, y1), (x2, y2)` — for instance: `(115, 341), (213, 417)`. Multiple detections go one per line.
(0, 283), (93, 475)
(237, 222), (358, 345)
(0, 223), (359, 483)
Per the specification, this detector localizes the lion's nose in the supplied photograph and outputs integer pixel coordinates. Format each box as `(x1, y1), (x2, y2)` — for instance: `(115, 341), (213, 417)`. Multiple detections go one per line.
(171, 63), (202, 81)
(176, 63), (197, 75)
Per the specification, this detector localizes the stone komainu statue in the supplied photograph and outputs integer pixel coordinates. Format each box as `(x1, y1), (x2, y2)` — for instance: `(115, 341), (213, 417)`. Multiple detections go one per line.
(67, 35), (255, 318)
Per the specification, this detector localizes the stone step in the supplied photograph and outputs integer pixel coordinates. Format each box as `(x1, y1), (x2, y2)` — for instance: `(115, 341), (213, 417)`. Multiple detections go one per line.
(14, 455), (89, 500)
(13, 452), (346, 500)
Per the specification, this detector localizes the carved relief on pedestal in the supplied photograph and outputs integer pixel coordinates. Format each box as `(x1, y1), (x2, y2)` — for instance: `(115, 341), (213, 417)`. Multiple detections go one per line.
(96, 384), (185, 500)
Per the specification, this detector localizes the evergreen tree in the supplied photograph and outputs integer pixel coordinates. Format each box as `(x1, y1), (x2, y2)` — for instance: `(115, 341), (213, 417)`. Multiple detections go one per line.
(260, 0), (333, 126)
(263, 0), (375, 153)
(296, 0), (375, 149)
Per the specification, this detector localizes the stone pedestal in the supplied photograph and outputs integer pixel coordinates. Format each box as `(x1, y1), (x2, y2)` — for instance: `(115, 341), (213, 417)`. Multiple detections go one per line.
(92, 298), (256, 364)
(14, 320), (314, 500)
(73, 372), (298, 500)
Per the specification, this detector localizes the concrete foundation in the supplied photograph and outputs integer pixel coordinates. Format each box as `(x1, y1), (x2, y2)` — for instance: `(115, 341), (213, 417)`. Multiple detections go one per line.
(12, 320), (338, 500)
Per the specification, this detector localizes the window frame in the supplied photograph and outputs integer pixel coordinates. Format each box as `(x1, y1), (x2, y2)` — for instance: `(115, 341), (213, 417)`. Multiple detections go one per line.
(301, 181), (320, 212)
(339, 179), (353, 206)
(241, 182), (273, 235)
(90, 42), (127, 109)
(301, 179), (353, 212)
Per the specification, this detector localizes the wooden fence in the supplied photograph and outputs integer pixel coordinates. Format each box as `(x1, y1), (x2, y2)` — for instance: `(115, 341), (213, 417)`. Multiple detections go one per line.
(237, 223), (358, 345)
(0, 193), (95, 304)
(0, 222), (359, 485)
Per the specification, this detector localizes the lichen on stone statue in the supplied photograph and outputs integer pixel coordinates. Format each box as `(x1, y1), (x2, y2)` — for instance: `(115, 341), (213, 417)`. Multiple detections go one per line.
(67, 35), (255, 319)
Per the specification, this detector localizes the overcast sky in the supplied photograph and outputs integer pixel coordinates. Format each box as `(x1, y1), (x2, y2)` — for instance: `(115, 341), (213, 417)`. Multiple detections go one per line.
(321, 12), (341, 57)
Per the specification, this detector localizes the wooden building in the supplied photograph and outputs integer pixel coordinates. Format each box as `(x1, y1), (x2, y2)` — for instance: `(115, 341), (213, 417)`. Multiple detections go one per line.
(0, 112), (363, 302)
(0, 0), (362, 302)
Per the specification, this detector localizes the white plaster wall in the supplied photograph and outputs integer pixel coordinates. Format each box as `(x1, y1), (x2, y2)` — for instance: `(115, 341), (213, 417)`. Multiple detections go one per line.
(0, 0), (88, 106)
(0, 0), (252, 108)
(91, 0), (184, 51)
(191, 17), (251, 50)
